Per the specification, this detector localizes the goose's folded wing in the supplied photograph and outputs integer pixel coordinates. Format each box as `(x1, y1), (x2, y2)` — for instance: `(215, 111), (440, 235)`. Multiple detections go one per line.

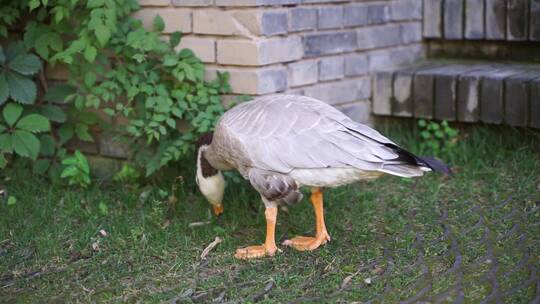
(220, 95), (405, 173)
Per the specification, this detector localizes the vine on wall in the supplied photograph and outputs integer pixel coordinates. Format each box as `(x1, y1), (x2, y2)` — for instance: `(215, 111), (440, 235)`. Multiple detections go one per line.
(0, 0), (231, 180)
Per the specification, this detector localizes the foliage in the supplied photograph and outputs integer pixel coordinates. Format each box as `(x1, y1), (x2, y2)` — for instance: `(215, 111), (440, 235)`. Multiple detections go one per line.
(113, 163), (141, 183)
(0, 103), (50, 167)
(417, 119), (459, 155)
(0, 0), (230, 179)
(6, 195), (16, 206)
(0, 43), (42, 105)
(60, 150), (91, 188)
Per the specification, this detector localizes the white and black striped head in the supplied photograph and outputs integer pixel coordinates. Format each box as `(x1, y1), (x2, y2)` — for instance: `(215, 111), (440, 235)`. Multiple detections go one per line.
(195, 133), (225, 216)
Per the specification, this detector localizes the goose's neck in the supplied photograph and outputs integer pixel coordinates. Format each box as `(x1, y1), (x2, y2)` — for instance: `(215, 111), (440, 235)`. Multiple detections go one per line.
(200, 144), (232, 171)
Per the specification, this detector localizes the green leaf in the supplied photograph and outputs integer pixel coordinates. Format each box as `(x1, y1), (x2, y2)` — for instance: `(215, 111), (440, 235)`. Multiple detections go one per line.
(6, 72), (37, 104)
(170, 32), (182, 48)
(153, 15), (165, 32)
(35, 35), (50, 59)
(3, 103), (23, 126)
(40, 105), (66, 123)
(60, 165), (78, 177)
(12, 130), (40, 160)
(95, 24), (111, 46)
(7, 196), (16, 206)
(39, 134), (55, 156)
(5, 42), (24, 62)
(8, 54), (42, 75)
(16, 114), (50, 133)
(75, 123), (93, 142)
(162, 55), (177, 67)
(0, 73), (8, 105)
(58, 123), (74, 145)
(75, 150), (89, 174)
(84, 46), (97, 62)
(34, 159), (51, 175)
(87, 0), (105, 8)
(29, 0), (40, 10)
(0, 46), (5, 64)
(84, 71), (96, 87)
(98, 201), (108, 215)
(0, 134), (13, 152)
(43, 84), (76, 103)
(0, 153), (6, 169)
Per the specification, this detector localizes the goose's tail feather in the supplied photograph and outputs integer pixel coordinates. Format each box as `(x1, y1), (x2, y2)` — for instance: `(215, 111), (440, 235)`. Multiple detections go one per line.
(416, 156), (453, 176)
(382, 143), (453, 176)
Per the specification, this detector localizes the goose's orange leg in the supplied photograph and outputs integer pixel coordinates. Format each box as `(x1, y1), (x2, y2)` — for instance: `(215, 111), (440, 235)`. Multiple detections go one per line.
(283, 187), (331, 251)
(235, 207), (279, 259)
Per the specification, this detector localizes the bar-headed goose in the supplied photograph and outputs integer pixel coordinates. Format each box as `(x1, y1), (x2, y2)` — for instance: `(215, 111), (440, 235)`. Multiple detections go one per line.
(196, 95), (451, 259)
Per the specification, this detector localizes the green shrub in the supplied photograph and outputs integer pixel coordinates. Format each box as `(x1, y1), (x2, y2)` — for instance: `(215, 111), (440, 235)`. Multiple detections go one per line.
(417, 119), (459, 156)
(60, 150), (91, 188)
(0, 0), (231, 181)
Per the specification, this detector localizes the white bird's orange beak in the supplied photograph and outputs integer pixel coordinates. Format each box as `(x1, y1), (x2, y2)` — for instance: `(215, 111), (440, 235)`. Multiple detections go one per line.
(213, 203), (224, 216)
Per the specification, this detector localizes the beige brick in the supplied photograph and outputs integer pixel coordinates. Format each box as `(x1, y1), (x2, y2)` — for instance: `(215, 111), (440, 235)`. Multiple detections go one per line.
(176, 36), (216, 62)
(172, 0), (212, 6)
(231, 10), (263, 35)
(194, 8), (288, 37)
(205, 66), (287, 94)
(133, 8), (191, 33)
(139, 0), (170, 6)
(193, 9), (246, 36)
(217, 36), (302, 66)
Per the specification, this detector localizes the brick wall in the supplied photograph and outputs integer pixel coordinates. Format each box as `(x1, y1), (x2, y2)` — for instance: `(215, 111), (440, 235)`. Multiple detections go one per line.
(137, 0), (425, 124)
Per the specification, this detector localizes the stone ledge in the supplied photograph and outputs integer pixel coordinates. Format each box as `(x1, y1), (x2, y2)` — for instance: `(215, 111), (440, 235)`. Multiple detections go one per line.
(372, 60), (540, 128)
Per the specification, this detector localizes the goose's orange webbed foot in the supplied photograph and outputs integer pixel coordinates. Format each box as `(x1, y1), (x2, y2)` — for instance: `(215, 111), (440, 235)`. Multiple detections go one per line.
(234, 207), (279, 260)
(283, 233), (331, 251)
(283, 187), (331, 252)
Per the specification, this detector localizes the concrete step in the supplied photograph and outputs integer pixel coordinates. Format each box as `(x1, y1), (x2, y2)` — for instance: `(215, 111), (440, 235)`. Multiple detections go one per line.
(423, 0), (540, 41)
(372, 60), (540, 128)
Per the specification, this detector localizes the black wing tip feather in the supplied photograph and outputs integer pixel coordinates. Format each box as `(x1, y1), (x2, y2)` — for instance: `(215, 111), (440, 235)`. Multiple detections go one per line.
(383, 143), (453, 176)
(418, 156), (454, 176)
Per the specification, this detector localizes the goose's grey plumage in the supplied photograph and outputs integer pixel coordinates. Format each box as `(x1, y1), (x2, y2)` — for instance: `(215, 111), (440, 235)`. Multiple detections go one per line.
(206, 95), (434, 185)
(197, 94), (451, 259)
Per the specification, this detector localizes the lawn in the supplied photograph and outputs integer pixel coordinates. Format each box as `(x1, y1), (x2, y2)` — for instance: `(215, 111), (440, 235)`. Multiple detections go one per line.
(1, 122), (539, 303)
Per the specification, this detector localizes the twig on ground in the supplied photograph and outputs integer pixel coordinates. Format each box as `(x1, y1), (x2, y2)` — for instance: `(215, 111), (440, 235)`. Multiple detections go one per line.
(189, 221), (211, 228)
(200, 237), (222, 260)
(252, 279), (275, 302)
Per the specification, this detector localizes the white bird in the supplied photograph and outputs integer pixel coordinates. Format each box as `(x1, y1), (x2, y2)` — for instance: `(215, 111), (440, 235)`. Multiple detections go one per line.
(195, 95), (451, 259)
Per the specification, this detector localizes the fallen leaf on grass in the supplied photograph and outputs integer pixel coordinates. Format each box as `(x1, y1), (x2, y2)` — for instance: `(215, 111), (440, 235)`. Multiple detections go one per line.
(340, 274), (354, 289)
(200, 236), (222, 260)
(161, 219), (171, 229)
(92, 242), (100, 252)
(99, 229), (107, 237)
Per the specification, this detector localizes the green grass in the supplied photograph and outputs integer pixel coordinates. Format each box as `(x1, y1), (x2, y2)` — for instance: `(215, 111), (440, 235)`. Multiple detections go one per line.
(1, 122), (539, 303)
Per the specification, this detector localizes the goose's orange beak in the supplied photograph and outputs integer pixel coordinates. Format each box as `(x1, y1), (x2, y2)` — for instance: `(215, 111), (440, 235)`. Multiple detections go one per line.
(213, 203), (224, 216)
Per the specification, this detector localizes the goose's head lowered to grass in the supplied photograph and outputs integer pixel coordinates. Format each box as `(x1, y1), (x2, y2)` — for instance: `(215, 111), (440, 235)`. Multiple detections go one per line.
(195, 133), (225, 216)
